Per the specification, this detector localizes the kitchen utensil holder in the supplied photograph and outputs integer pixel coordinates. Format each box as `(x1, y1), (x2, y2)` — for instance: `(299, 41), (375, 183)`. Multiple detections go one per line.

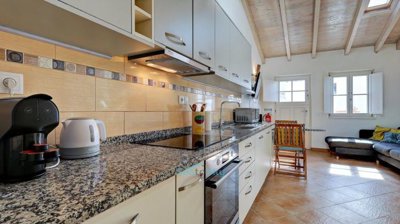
(192, 112), (205, 134)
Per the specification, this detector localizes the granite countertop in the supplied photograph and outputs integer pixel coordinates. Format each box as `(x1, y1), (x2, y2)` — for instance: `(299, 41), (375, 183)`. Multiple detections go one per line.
(0, 123), (274, 224)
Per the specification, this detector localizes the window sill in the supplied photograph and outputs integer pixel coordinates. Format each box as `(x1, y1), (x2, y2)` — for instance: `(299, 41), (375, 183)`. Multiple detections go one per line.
(328, 114), (378, 120)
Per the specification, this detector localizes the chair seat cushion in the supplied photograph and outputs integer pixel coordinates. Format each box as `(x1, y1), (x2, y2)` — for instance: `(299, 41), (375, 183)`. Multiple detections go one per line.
(325, 137), (376, 150)
(278, 146), (303, 151)
(390, 149), (400, 161)
(373, 142), (400, 156)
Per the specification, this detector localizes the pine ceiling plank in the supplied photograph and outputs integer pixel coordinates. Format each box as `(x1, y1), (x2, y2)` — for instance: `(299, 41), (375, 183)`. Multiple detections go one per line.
(385, 13), (400, 43)
(345, 0), (370, 55)
(397, 39), (400, 49)
(279, 0), (292, 61)
(312, 0), (321, 58)
(375, 0), (400, 52)
(353, 14), (390, 47)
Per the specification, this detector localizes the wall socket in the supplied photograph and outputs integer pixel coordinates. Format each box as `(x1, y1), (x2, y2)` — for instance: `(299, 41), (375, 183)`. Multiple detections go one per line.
(178, 95), (188, 105)
(0, 72), (24, 95)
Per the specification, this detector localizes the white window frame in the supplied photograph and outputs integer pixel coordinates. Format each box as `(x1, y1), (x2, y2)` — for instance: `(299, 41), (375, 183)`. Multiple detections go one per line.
(276, 76), (309, 104)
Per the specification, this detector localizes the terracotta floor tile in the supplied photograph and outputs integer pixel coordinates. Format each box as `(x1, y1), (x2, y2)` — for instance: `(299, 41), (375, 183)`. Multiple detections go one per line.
(296, 210), (342, 224)
(361, 214), (400, 224)
(268, 215), (307, 224)
(319, 205), (370, 224)
(243, 210), (269, 224)
(253, 200), (288, 220)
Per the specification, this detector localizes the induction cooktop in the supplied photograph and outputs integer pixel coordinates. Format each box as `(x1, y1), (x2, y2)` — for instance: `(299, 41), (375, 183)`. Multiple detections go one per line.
(140, 133), (233, 150)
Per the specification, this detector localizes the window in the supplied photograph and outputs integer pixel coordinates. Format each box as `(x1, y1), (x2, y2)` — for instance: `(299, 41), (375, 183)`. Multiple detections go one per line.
(279, 80), (306, 103)
(366, 0), (392, 11)
(324, 71), (383, 117)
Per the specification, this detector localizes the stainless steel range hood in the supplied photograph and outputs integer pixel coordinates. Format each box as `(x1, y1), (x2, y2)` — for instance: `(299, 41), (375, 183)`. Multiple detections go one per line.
(128, 48), (210, 75)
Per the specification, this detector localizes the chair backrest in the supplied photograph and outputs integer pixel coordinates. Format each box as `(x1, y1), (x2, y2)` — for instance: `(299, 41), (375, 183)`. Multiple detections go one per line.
(275, 120), (298, 124)
(275, 123), (305, 148)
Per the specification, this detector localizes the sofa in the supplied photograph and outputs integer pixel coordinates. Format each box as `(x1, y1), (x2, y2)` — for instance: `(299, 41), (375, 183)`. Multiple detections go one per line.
(325, 129), (400, 170)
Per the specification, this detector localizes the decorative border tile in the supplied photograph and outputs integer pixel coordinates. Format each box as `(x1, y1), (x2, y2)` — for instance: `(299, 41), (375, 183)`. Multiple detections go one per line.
(1, 48), (242, 101)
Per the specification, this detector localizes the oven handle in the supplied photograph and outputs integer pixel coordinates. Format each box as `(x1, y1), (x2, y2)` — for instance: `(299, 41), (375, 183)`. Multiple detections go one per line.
(206, 159), (243, 189)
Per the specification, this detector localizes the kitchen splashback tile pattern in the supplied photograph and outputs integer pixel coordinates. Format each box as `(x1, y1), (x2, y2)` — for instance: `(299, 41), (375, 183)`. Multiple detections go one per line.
(0, 31), (241, 145)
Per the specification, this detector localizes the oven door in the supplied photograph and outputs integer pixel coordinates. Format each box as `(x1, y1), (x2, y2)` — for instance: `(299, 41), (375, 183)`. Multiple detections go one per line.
(205, 159), (242, 224)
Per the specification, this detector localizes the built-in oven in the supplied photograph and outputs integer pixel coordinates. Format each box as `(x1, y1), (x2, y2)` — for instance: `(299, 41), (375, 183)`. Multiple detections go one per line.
(205, 144), (241, 224)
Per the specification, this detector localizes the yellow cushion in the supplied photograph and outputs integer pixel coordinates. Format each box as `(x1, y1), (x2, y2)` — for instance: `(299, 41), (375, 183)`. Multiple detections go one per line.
(390, 129), (400, 134)
(371, 126), (391, 140)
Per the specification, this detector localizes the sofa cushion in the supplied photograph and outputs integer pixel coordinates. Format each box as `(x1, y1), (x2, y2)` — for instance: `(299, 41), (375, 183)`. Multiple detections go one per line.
(325, 137), (376, 150)
(382, 132), (399, 143)
(389, 148), (400, 161)
(371, 126), (392, 141)
(373, 142), (400, 157)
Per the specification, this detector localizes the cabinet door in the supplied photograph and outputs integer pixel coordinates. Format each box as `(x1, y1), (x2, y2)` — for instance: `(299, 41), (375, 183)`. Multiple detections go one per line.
(229, 25), (242, 84)
(193, 0), (215, 68)
(254, 130), (268, 192)
(241, 40), (252, 89)
(214, 4), (230, 79)
(176, 162), (204, 224)
(154, 0), (192, 57)
(84, 177), (175, 224)
(57, 0), (132, 33)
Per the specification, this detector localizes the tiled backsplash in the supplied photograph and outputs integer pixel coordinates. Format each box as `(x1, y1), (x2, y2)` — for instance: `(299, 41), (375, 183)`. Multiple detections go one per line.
(0, 31), (241, 144)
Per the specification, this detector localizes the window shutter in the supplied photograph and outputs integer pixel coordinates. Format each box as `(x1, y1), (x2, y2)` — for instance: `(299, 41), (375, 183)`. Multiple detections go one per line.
(369, 72), (383, 115)
(324, 76), (333, 114)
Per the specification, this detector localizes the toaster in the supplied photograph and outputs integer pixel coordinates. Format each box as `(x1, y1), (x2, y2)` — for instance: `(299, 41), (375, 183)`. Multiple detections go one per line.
(233, 108), (260, 123)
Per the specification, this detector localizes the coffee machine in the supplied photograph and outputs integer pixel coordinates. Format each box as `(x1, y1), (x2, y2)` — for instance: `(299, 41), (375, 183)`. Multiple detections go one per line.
(0, 94), (60, 183)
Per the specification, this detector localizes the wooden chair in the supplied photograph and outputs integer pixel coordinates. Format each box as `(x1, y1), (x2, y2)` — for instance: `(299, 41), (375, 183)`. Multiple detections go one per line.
(275, 120), (298, 124)
(274, 123), (307, 179)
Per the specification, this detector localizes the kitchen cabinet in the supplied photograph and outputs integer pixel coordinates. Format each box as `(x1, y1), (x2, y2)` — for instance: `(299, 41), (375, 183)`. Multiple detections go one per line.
(154, 0), (193, 57)
(193, 0), (215, 68)
(254, 128), (274, 193)
(214, 4), (231, 80)
(48, 0), (133, 34)
(83, 177), (175, 224)
(176, 162), (204, 224)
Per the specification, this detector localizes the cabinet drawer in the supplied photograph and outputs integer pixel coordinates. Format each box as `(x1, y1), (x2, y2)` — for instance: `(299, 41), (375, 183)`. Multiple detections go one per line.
(239, 137), (255, 157)
(239, 161), (255, 192)
(239, 149), (255, 175)
(83, 177), (175, 224)
(239, 178), (255, 222)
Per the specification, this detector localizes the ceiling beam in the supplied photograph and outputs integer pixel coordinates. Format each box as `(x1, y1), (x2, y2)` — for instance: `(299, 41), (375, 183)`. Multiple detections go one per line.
(375, 0), (400, 52)
(278, 0), (291, 61)
(312, 0), (321, 58)
(241, 0), (266, 64)
(397, 39), (400, 50)
(345, 0), (370, 55)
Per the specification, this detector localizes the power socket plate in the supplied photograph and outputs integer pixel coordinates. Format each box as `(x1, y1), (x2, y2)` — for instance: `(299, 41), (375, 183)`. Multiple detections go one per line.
(0, 71), (24, 94)
(178, 95), (188, 105)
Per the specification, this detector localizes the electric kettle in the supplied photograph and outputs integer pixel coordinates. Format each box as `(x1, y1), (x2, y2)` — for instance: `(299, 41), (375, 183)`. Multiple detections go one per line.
(59, 118), (106, 159)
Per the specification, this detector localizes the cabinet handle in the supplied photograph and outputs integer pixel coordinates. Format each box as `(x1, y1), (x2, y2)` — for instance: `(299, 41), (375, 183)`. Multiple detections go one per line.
(165, 32), (186, 46)
(245, 185), (253, 195)
(199, 51), (211, 60)
(244, 79), (249, 83)
(178, 171), (204, 192)
(245, 171), (252, 179)
(266, 132), (271, 134)
(245, 142), (252, 148)
(231, 73), (239, 78)
(258, 135), (264, 140)
(130, 213), (139, 224)
(218, 65), (228, 72)
(245, 157), (252, 163)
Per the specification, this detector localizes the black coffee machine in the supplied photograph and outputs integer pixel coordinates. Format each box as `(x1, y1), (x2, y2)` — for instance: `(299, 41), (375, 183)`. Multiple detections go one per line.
(0, 94), (60, 183)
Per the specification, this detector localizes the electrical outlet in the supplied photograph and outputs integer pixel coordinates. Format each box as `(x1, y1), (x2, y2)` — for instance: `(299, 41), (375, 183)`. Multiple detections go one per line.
(0, 72), (24, 94)
(178, 95), (188, 105)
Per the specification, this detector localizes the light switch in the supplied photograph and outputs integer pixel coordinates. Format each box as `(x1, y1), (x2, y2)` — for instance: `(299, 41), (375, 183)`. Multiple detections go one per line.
(0, 71), (24, 95)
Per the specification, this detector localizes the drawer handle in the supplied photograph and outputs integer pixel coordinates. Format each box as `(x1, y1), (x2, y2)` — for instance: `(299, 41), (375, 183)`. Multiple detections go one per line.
(178, 171), (204, 192)
(199, 51), (211, 60)
(258, 135), (264, 140)
(165, 32), (186, 46)
(231, 73), (239, 78)
(245, 171), (253, 179)
(245, 157), (252, 163)
(245, 185), (253, 195)
(130, 213), (139, 224)
(244, 79), (249, 83)
(245, 142), (252, 148)
(218, 65), (228, 72)
(266, 131), (271, 134)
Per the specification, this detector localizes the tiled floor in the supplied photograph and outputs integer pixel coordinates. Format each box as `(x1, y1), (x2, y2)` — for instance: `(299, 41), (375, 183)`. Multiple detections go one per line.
(244, 150), (400, 224)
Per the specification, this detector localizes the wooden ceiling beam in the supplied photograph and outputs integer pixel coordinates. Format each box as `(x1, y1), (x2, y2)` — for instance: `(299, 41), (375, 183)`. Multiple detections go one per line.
(345, 0), (370, 55)
(278, 0), (291, 61)
(375, 0), (400, 52)
(312, 0), (321, 58)
(242, 0), (266, 63)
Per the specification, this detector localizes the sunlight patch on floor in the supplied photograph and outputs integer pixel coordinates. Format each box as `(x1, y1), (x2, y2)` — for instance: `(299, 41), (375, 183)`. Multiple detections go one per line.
(328, 164), (384, 180)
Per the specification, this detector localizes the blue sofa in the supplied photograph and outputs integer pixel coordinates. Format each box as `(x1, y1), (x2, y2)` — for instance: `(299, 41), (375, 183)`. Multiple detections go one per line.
(325, 129), (400, 170)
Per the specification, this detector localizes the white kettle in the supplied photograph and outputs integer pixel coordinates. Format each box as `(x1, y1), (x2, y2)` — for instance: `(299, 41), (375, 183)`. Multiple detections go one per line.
(59, 118), (107, 159)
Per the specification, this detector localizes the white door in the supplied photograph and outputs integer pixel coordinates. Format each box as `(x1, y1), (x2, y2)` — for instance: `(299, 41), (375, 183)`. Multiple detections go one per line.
(275, 75), (311, 149)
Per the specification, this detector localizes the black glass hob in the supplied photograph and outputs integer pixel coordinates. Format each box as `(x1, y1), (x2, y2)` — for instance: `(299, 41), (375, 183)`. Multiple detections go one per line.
(141, 133), (233, 150)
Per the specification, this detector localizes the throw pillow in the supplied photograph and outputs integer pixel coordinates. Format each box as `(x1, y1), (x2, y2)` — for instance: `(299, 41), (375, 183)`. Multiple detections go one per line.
(383, 132), (397, 143)
(371, 126), (392, 141)
(390, 129), (400, 134)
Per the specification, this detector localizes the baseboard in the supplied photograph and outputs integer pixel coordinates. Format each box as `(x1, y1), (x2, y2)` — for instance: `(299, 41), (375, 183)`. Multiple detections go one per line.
(310, 148), (330, 152)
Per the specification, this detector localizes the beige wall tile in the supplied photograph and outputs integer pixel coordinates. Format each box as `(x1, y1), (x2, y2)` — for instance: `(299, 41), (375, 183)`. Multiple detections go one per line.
(163, 112), (191, 129)
(125, 112), (163, 134)
(96, 78), (147, 112)
(55, 46), (125, 73)
(0, 61), (96, 111)
(55, 112), (124, 144)
(0, 31), (55, 58)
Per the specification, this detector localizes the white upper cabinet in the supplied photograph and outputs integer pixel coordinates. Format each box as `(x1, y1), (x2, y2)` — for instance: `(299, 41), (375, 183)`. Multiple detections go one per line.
(215, 4), (231, 79)
(193, 0), (215, 68)
(229, 25), (252, 89)
(56, 0), (133, 34)
(154, 0), (193, 57)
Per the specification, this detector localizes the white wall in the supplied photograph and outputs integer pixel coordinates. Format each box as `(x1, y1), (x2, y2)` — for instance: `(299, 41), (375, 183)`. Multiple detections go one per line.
(262, 45), (400, 148)
(217, 0), (262, 69)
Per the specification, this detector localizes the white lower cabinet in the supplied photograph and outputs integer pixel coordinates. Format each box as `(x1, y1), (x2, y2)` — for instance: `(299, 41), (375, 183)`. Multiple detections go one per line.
(176, 162), (205, 224)
(83, 177), (175, 224)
